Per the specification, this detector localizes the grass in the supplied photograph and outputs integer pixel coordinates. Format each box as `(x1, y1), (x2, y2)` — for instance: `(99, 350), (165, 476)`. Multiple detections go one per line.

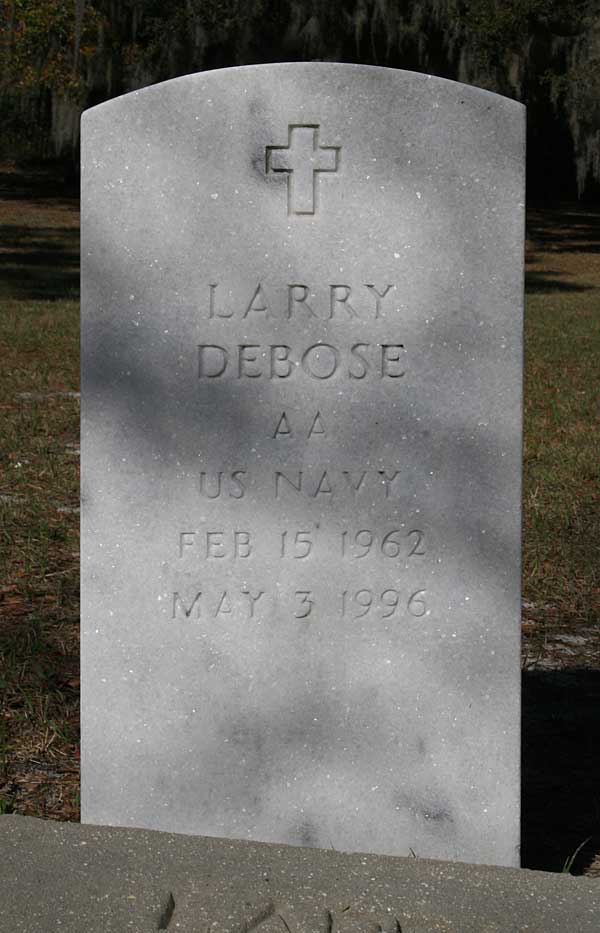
(0, 162), (80, 821)
(562, 836), (592, 874)
(523, 209), (600, 633)
(0, 162), (598, 869)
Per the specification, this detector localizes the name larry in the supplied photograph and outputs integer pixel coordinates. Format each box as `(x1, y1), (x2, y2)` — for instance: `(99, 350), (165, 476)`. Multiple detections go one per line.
(207, 282), (396, 320)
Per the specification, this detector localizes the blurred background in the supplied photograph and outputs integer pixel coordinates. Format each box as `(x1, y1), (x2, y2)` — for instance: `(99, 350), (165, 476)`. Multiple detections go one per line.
(1, 0), (599, 202)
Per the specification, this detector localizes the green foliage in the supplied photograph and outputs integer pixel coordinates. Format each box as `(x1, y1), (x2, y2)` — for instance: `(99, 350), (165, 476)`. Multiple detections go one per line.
(0, 0), (101, 100)
(1, 0), (595, 98)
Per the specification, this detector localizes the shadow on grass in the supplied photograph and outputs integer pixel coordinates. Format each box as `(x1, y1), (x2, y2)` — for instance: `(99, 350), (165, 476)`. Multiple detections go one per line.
(0, 225), (79, 301)
(527, 208), (600, 255)
(525, 268), (593, 294)
(525, 206), (600, 293)
(0, 166), (76, 201)
(521, 669), (600, 875)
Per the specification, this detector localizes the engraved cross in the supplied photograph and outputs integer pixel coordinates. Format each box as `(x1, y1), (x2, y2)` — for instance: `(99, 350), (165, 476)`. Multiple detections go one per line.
(266, 124), (340, 215)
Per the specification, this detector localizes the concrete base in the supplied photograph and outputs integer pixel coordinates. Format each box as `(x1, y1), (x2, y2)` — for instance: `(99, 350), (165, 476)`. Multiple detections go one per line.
(1, 815), (598, 932)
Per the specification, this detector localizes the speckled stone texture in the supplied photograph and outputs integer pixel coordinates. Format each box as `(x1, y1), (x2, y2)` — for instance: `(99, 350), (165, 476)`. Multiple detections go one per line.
(3, 816), (600, 933)
(81, 64), (525, 866)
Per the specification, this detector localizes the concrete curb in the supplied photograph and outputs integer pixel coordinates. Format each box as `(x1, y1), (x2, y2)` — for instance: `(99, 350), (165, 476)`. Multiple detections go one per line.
(1, 815), (598, 931)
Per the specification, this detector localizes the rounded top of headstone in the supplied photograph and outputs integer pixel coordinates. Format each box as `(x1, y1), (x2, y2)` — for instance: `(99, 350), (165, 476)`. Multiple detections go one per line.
(82, 62), (525, 123)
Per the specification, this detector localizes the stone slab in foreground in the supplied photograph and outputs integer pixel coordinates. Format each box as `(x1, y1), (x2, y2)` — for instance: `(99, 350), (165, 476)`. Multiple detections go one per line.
(1, 816), (598, 932)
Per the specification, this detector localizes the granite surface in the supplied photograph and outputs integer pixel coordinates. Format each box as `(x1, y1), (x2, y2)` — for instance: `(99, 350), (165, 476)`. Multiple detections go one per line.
(81, 63), (525, 865)
(2, 816), (599, 932)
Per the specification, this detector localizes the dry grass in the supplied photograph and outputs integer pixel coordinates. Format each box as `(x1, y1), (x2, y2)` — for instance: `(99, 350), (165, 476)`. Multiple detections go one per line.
(522, 208), (600, 654)
(0, 162), (80, 820)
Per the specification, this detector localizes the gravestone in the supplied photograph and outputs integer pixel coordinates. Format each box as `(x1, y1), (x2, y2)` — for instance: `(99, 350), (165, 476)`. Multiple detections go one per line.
(81, 63), (525, 867)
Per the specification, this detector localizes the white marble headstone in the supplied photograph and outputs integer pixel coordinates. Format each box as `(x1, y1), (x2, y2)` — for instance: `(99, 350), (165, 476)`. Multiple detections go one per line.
(81, 63), (525, 866)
